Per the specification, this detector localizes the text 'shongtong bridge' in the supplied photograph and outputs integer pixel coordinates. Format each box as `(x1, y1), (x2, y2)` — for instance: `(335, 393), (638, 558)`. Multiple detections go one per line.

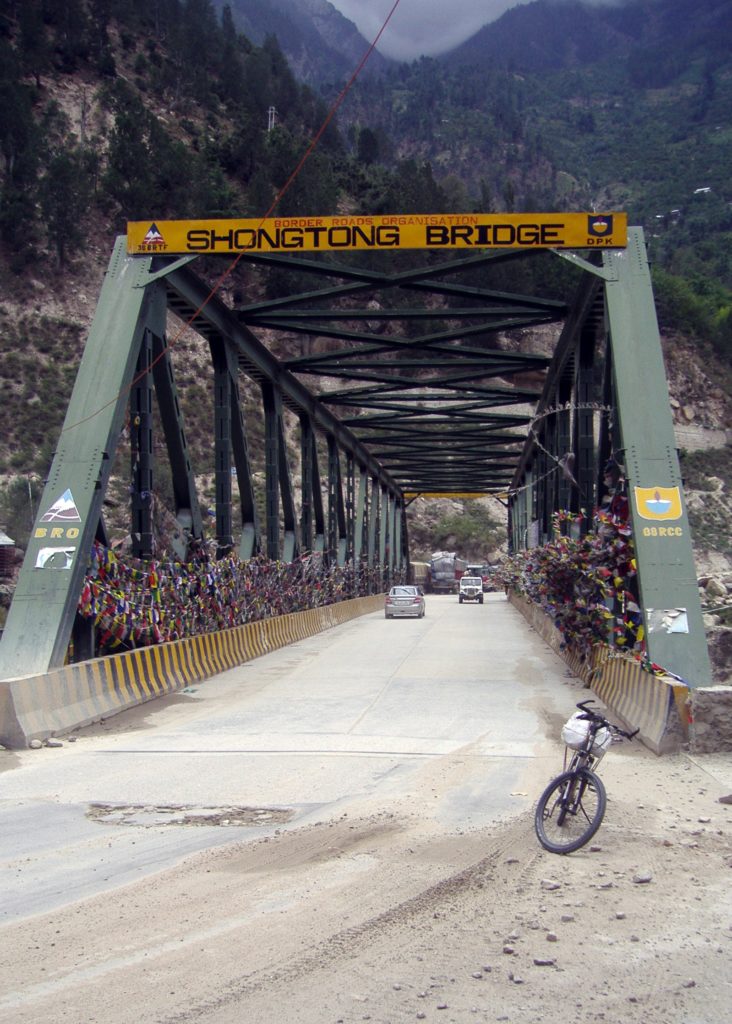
(0, 212), (713, 690)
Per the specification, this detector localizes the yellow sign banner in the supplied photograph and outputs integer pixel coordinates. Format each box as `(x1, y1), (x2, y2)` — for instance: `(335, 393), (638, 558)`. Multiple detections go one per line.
(127, 212), (627, 256)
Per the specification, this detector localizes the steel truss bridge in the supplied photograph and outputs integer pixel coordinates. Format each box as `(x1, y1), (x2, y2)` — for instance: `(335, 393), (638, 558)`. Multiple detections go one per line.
(0, 227), (712, 686)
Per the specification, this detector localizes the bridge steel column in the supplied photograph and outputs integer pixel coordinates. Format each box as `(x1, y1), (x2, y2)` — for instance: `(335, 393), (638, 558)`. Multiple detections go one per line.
(151, 333), (204, 560)
(262, 382), (280, 561)
(556, 384), (573, 514)
(225, 344), (261, 561)
(262, 382), (299, 563)
(130, 329), (155, 558)
(394, 500), (405, 577)
(354, 465), (368, 566)
(345, 453), (355, 565)
(300, 415), (315, 554)
(575, 329), (596, 522)
(602, 228), (712, 686)
(379, 485), (388, 587)
(327, 437), (347, 566)
(385, 493), (395, 577)
(0, 240), (166, 677)
(299, 417), (325, 556)
(368, 478), (379, 576)
(509, 469), (530, 552)
(278, 407), (299, 564)
(212, 339), (234, 555)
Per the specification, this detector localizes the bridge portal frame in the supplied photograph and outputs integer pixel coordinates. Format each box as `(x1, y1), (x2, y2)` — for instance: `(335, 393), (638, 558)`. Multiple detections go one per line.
(0, 227), (713, 689)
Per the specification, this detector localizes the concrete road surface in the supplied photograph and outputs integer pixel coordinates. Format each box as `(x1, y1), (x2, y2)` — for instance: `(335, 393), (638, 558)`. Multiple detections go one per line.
(0, 593), (573, 921)
(2, 593), (732, 1024)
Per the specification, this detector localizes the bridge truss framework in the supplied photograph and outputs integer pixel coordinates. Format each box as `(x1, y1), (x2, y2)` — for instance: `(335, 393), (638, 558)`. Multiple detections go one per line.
(0, 228), (712, 687)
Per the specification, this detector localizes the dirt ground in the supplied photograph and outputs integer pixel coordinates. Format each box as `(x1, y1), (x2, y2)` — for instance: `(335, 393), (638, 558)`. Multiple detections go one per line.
(0, 742), (730, 1024)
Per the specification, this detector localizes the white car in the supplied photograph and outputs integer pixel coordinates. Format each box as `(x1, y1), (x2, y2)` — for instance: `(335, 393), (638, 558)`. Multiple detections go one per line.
(385, 585), (426, 618)
(458, 576), (484, 604)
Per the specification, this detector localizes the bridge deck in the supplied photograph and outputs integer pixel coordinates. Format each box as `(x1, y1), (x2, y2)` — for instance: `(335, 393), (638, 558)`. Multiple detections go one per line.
(0, 592), (595, 920)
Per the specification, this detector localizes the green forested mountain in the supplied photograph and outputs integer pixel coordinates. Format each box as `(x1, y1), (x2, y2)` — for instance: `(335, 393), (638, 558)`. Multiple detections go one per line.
(0, 0), (730, 544)
(1, 0), (730, 314)
(336, 0), (732, 345)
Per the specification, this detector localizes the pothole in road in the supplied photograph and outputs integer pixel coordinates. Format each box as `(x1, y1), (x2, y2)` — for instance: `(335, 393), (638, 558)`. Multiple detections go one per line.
(87, 803), (295, 827)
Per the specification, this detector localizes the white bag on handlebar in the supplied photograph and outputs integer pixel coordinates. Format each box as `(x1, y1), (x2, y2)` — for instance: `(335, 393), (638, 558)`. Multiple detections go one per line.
(561, 712), (612, 754)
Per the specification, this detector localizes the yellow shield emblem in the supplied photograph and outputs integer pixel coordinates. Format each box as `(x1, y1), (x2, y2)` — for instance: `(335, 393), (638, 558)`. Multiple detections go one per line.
(634, 486), (682, 521)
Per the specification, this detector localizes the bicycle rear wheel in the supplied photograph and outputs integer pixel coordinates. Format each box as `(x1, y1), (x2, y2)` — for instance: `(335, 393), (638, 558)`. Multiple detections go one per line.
(534, 768), (607, 854)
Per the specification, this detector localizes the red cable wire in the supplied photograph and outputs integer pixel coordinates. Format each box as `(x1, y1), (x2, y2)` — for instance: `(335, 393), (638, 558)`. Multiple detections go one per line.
(63, 0), (402, 433)
(265, 0), (402, 219)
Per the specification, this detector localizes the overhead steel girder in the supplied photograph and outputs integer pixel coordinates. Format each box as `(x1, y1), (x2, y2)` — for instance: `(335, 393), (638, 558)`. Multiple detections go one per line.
(157, 258), (400, 497)
(366, 438), (523, 453)
(284, 340), (551, 373)
(375, 463), (519, 479)
(261, 315), (557, 361)
(295, 362), (548, 396)
(348, 414), (531, 432)
(322, 387), (541, 408)
(251, 304), (556, 321)
(229, 251), (559, 499)
(358, 436), (524, 453)
(384, 458), (517, 473)
(236, 249), (568, 313)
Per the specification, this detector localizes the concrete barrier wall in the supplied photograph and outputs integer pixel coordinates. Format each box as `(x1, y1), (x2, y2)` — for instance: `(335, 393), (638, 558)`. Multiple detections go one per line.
(0, 595), (384, 749)
(589, 645), (689, 755)
(508, 590), (689, 754)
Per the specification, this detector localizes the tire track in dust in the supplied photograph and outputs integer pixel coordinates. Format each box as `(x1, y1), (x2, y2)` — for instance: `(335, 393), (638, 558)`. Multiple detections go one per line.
(158, 813), (541, 1023)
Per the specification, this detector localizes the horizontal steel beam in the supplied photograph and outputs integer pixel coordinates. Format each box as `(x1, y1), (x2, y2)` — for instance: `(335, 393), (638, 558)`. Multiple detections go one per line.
(157, 259), (402, 497)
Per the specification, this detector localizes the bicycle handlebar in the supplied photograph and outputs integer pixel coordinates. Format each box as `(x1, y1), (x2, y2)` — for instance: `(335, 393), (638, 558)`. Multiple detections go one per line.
(574, 700), (639, 740)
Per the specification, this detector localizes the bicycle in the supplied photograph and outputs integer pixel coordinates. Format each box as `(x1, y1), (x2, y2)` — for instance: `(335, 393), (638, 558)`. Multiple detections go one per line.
(534, 699), (639, 854)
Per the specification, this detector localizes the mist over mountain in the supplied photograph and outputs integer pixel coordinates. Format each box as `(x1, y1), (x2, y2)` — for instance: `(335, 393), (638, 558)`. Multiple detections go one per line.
(448, 0), (732, 71)
(211, 0), (393, 86)
(214, 0), (732, 83)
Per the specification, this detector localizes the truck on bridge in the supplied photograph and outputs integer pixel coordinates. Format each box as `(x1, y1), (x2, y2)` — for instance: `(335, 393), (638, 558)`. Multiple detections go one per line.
(409, 561), (430, 590)
(428, 551), (467, 594)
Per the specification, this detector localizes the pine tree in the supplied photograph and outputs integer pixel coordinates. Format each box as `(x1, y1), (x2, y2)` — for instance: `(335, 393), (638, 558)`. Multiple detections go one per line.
(40, 146), (92, 265)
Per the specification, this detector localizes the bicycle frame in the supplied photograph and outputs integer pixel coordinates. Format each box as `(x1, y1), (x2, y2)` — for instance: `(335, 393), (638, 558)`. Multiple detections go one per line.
(535, 700), (637, 854)
(563, 744), (604, 774)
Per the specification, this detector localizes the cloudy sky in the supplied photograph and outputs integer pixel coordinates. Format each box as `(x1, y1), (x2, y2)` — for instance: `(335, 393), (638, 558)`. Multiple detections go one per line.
(327, 1), (619, 61)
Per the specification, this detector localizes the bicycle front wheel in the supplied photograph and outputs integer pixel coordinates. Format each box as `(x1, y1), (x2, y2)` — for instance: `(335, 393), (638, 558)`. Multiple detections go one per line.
(534, 768), (607, 854)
